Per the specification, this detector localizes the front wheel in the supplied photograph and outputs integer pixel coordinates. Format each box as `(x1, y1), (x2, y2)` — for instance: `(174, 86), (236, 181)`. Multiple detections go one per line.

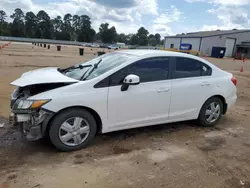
(198, 97), (223, 126)
(49, 109), (97, 152)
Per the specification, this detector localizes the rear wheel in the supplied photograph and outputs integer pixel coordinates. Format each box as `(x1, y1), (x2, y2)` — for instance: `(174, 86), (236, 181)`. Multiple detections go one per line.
(49, 109), (97, 152)
(198, 97), (223, 126)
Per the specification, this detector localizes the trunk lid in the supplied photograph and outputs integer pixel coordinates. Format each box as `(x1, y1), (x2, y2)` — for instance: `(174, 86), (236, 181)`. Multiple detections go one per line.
(11, 67), (78, 87)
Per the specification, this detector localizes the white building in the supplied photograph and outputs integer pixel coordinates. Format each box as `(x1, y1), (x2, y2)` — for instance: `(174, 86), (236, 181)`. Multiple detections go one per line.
(164, 29), (250, 57)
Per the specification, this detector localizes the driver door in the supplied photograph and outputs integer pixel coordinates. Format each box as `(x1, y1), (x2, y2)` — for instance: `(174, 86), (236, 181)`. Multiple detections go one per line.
(107, 57), (172, 131)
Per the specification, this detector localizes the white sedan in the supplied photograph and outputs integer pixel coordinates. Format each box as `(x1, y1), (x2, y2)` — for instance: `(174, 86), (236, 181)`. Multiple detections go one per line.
(108, 45), (119, 49)
(10, 50), (237, 151)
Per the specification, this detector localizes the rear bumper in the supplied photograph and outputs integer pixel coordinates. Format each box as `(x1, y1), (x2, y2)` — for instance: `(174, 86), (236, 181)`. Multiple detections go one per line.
(227, 95), (237, 108)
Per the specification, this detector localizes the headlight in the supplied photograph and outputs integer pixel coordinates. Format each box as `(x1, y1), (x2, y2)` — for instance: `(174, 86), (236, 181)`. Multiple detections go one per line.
(17, 100), (33, 109)
(11, 88), (19, 100)
(14, 99), (51, 110)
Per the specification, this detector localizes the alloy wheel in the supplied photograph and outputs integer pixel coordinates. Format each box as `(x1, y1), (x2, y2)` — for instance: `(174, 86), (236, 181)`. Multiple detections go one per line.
(205, 102), (221, 123)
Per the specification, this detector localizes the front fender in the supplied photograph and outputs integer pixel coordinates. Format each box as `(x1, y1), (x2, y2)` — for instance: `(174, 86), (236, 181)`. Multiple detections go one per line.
(42, 89), (108, 124)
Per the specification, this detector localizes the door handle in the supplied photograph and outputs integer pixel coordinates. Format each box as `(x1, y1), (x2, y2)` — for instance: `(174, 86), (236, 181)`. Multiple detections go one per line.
(201, 82), (210, 86)
(157, 88), (170, 93)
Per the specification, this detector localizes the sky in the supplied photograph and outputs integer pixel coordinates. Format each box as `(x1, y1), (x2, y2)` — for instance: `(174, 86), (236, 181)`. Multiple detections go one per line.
(1, 0), (250, 38)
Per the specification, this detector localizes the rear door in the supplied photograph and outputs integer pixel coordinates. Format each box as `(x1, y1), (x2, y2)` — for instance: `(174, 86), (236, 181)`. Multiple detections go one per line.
(169, 57), (213, 121)
(107, 57), (172, 130)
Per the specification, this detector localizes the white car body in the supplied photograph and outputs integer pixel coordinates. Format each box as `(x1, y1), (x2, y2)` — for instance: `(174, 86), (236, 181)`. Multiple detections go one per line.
(10, 50), (237, 150)
(108, 45), (118, 49)
(90, 44), (100, 48)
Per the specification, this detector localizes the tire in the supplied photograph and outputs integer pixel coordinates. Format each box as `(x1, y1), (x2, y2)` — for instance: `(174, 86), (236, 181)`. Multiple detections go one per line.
(198, 97), (223, 127)
(49, 108), (97, 152)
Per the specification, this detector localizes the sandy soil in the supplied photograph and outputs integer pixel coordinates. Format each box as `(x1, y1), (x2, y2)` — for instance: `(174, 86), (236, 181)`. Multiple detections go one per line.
(1, 42), (250, 188)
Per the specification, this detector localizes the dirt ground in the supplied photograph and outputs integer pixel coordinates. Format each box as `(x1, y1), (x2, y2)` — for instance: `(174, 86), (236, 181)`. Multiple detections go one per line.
(1, 42), (250, 188)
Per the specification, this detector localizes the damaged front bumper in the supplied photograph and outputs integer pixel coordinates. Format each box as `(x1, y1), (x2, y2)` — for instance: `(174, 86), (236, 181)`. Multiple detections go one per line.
(10, 109), (54, 141)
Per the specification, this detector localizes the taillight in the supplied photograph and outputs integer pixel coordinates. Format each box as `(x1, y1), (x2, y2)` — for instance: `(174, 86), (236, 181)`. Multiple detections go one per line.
(231, 76), (237, 86)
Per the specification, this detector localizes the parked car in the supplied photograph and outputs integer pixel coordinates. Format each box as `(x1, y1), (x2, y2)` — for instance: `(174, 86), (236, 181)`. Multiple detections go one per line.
(10, 50), (237, 151)
(91, 44), (100, 48)
(108, 44), (119, 50)
(100, 44), (109, 48)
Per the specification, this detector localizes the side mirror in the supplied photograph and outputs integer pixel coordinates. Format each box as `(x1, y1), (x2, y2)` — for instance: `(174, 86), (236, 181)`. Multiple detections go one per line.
(121, 74), (140, 91)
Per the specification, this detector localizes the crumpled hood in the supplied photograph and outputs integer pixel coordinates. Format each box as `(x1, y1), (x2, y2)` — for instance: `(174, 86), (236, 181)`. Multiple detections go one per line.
(11, 67), (78, 87)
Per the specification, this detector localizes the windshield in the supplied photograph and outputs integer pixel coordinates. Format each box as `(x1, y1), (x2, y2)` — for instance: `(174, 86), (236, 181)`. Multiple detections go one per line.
(61, 52), (135, 80)
(61, 63), (93, 80)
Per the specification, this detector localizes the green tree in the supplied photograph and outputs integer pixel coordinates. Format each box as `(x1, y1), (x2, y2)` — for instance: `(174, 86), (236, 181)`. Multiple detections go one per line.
(148, 33), (159, 46)
(149, 37), (157, 46)
(117, 33), (131, 44)
(130, 34), (138, 45)
(78, 15), (95, 42)
(52, 16), (62, 32)
(117, 33), (127, 43)
(72, 15), (80, 40)
(62, 13), (72, 40)
(126, 34), (133, 44)
(10, 8), (25, 37)
(99, 23), (117, 43)
(160, 39), (164, 45)
(94, 32), (102, 42)
(25, 11), (37, 38)
(0, 10), (10, 36)
(1, 9), (159, 44)
(154, 33), (161, 44)
(36, 10), (53, 39)
(99, 23), (109, 42)
(148, 34), (154, 39)
(52, 16), (66, 40)
(136, 27), (149, 46)
(109, 26), (117, 42)
(0, 10), (7, 22)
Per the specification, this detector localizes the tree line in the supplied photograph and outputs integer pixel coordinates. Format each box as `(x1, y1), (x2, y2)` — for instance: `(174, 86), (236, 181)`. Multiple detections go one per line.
(0, 8), (162, 46)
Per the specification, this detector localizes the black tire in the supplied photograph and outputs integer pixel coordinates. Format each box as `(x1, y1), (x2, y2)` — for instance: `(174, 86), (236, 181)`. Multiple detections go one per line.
(198, 97), (223, 126)
(49, 108), (97, 152)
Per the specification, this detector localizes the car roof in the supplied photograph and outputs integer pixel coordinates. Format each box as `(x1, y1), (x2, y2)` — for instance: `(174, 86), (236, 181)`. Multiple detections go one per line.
(116, 49), (195, 57)
(115, 49), (218, 69)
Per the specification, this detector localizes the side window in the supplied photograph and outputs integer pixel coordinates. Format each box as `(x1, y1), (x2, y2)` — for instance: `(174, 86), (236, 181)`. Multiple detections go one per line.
(94, 77), (110, 88)
(109, 66), (128, 86)
(109, 57), (170, 86)
(175, 57), (211, 79)
(201, 63), (212, 76)
(127, 57), (170, 83)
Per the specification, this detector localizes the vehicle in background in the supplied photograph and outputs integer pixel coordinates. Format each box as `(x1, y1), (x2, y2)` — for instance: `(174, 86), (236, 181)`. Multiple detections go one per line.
(117, 42), (126, 48)
(90, 44), (100, 48)
(108, 44), (119, 50)
(84, 43), (100, 48)
(9, 50), (237, 151)
(99, 44), (109, 48)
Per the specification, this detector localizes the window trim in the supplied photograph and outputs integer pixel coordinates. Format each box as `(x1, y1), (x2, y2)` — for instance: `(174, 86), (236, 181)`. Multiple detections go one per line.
(172, 56), (212, 79)
(94, 56), (173, 88)
(93, 76), (110, 88)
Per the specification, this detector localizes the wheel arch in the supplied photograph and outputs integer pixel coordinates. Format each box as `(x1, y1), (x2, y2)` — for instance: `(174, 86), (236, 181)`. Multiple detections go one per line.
(43, 106), (103, 135)
(200, 95), (227, 115)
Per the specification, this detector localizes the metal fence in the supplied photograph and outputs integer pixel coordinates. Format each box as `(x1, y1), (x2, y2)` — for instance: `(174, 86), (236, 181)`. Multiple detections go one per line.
(0, 36), (161, 50)
(0, 36), (95, 46)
